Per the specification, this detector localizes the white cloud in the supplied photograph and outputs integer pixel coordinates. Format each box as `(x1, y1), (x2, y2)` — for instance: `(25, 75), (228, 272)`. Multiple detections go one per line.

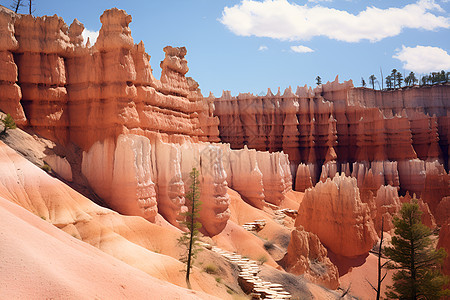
(290, 45), (314, 53)
(220, 0), (450, 42)
(393, 45), (450, 73)
(308, 0), (333, 3)
(258, 45), (268, 51)
(81, 29), (99, 46)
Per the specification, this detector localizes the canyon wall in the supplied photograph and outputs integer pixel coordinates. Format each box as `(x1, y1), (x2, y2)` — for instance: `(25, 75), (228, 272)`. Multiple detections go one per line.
(0, 7), (220, 150)
(0, 7), (294, 236)
(214, 78), (450, 215)
(81, 133), (292, 235)
(0, 6), (448, 290)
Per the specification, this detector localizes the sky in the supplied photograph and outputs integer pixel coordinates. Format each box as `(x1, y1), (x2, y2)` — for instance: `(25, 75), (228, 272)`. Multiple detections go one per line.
(3, 0), (450, 97)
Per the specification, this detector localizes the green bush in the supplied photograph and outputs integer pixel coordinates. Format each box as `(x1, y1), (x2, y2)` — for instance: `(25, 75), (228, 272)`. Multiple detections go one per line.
(41, 163), (52, 173)
(1, 113), (17, 134)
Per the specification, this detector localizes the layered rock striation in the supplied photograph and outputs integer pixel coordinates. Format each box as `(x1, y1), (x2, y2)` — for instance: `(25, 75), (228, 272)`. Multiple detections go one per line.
(280, 227), (339, 289)
(295, 174), (378, 257)
(214, 77), (449, 214)
(81, 134), (292, 235)
(0, 7), (220, 150)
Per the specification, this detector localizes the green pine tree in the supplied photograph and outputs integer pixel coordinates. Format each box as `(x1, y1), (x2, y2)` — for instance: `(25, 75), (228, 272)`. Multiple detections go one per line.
(1, 113), (17, 134)
(384, 199), (450, 299)
(316, 76), (322, 86)
(177, 167), (202, 289)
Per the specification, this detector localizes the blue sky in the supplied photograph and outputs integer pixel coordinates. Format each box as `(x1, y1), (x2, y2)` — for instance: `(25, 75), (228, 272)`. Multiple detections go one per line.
(4, 0), (450, 96)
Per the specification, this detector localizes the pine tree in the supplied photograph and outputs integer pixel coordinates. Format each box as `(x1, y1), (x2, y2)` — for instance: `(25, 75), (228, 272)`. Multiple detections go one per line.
(385, 75), (393, 89)
(384, 199), (450, 299)
(369, 74), (377, 89)
(177, 167), (202, 289)
(1, 113), (17, 134)
(396, 71), (403, 88)
(316, 76), (322, 85)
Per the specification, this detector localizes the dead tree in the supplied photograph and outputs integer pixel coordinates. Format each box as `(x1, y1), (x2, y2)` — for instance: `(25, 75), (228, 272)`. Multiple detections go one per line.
(367, 216), (389, 300)
(10, 0), (25, 13)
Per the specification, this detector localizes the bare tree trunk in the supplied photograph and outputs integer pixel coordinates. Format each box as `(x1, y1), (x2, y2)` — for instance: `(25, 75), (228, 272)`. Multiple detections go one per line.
(12, 0), (23, 13)
(376, 217), (384, 300)
(380, 68), (384, 90)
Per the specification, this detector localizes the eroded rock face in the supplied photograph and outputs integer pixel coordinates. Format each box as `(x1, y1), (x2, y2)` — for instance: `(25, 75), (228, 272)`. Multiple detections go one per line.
(228, 147), (265, 208)
(295, 163), (313, 192)
(0, 8), (219, 151)
(280, 227), (339, 289)
(0, 8), (26, 125)
(295, 174), (378, 257)
(438, 223), (450, 281)
(436, 196), (450, 226)
(373, 185), (402, 234)
(112, 135), (158, 221)
(214, 78), (449, 203)
(197, 145), (230, 236)
(155, 139), (185, 226)
(13, 13), (72, 143)
(80, 133), (290, 235)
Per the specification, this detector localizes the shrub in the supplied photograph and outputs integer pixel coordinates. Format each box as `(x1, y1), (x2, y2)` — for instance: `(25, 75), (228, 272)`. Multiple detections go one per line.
(41, 163), (52, 173)
(263, 240), (275, 251)
(204, 263), (218, 274)
(1, 113), (17, 135)
(257, 255), (268, 265)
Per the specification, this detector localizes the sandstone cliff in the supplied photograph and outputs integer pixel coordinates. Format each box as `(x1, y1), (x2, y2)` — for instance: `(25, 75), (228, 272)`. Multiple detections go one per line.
(214, 77), (449, 219)
(0, 7), (220, 150)
(295, 174), (378, 257)
(81, 133), (292, 235)
(280, 227), (339, 289)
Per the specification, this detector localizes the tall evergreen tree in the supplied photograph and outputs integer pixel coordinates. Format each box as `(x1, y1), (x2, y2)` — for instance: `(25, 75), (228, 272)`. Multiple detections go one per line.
(369, 74), (377, 89)
(405, 72), (417, 87)
(391, 69), (398, 88)
(396, 71), (403, 88)
(384, 199), (450, 299)
(316, 76), (322, 85)
(361, 77), (366, 87)
(386, 75), (393, 89)
(177, 167), (202, 289)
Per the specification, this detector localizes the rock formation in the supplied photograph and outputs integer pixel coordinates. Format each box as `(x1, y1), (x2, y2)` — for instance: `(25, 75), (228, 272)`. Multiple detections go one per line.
(436, 196), (450, 226)
(1, 7), (219, 151)
(0, 140), (230, 299)
(214, 77), (449, 215)
(295, 174), (378, 257)
(437, 222), (450, 283)
(0, 6), (448, 296)
(81, 133), (291, 235)
(0, 7), (25, 125)
(372, 185), (402, 234)
(280, 227), (339, 289)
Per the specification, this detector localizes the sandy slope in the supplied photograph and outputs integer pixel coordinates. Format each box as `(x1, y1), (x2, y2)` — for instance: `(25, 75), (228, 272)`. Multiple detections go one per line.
(0, 196), (208, 299)
(339, 253), (393, 299)
(0, 141), (227, 299)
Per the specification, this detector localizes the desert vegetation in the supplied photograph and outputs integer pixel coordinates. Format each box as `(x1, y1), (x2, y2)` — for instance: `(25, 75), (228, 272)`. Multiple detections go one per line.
(384, 200), (450, 299)
(361, 69), (449, 90)
(177, 167), (203, 289)
(0, 113), (16, 135)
